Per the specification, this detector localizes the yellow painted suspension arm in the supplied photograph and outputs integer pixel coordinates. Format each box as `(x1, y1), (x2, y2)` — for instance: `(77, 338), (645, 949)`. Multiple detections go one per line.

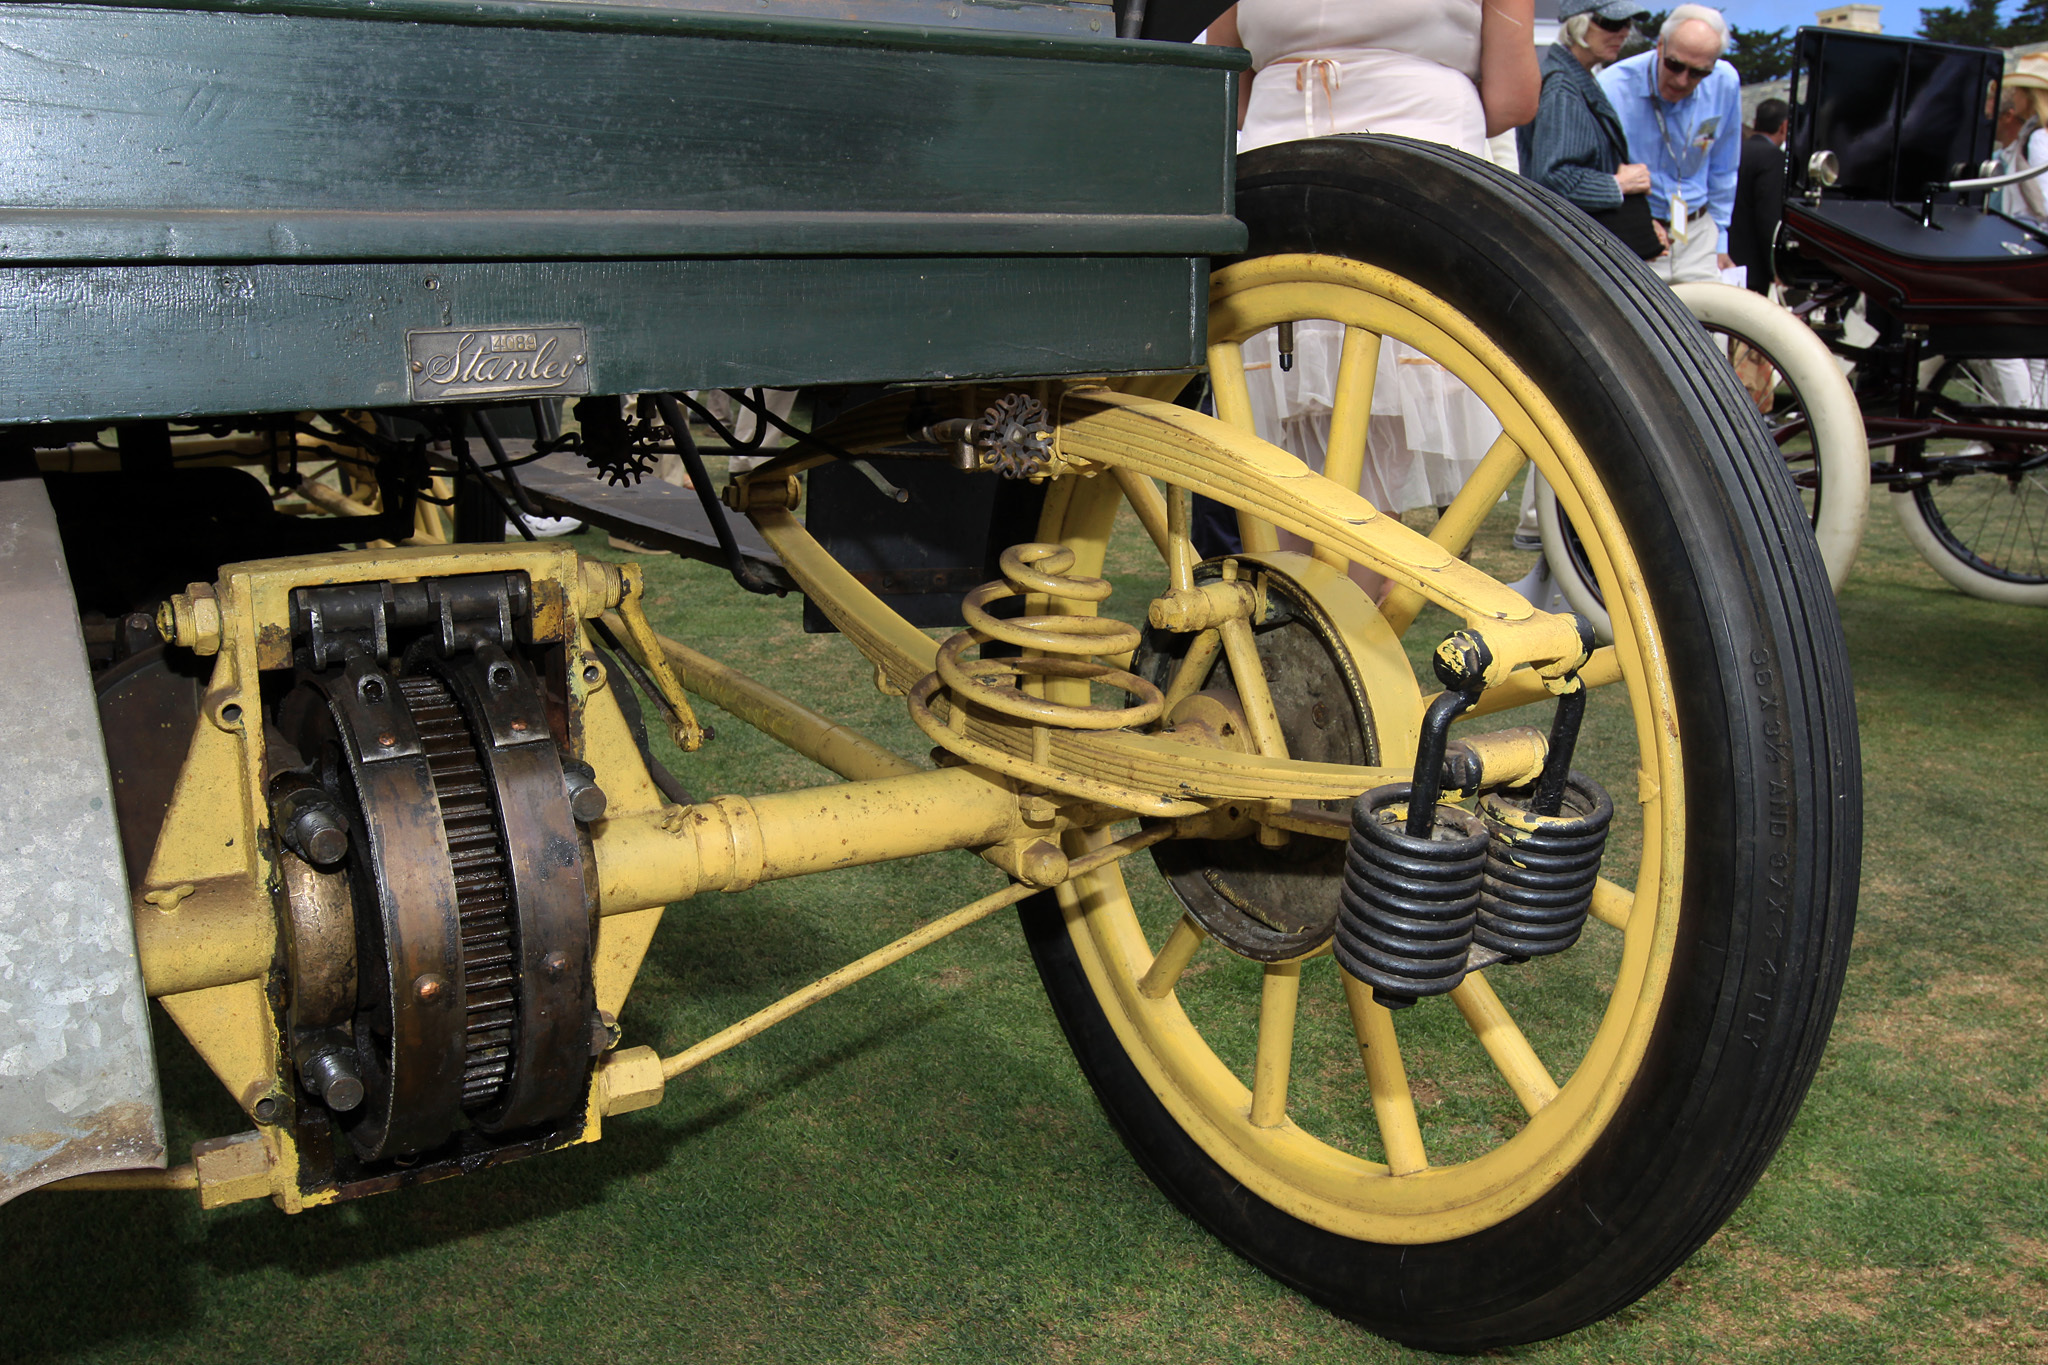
(1049, 388), (1587, 683)
(749, 507), (1409, 811)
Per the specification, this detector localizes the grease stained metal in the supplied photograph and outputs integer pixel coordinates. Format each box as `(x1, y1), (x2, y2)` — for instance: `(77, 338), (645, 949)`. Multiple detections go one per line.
(0, 479), (166, 1203)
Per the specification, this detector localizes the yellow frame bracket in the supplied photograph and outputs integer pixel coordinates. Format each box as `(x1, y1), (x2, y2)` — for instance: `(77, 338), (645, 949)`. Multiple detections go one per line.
(611, 562), (708, 752)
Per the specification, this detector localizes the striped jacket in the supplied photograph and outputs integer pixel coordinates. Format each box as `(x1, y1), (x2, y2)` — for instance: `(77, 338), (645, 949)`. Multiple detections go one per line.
(1517, 43), (1628, 213)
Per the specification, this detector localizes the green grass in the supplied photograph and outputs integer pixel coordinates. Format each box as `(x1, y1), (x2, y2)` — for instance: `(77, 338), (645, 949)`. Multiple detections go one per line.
(8, 482), (2048, 1364)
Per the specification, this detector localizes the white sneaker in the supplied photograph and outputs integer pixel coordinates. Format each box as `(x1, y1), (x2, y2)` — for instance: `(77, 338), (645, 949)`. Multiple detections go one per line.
(508, 513), (586, 539)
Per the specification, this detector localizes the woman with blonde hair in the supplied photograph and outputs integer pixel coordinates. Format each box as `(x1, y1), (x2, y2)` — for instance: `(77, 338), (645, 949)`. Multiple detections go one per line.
(1518, 0), (1656, 240)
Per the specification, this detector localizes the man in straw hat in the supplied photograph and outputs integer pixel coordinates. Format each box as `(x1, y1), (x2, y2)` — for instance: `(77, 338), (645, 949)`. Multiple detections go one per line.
(1997, 54), (2048, 226)
(1974, 55), (2048, 411)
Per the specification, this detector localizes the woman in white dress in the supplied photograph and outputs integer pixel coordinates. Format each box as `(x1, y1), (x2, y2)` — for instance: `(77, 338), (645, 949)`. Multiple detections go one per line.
(1206, 1), (1537, 544)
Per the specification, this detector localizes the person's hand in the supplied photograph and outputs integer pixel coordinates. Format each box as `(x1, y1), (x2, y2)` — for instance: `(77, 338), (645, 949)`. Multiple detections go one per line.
(1653, 219), (1670, 251)
(1717, 252), (1735, 271)
(1616, 163), (1651, 195)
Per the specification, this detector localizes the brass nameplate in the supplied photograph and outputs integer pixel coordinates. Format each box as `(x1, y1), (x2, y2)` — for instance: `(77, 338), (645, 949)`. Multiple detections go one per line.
(406, 325), (591, 403)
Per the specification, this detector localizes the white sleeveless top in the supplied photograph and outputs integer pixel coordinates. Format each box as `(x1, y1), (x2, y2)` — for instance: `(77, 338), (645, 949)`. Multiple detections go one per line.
(1236, 0), (1487, 156)
(1228, 0), (1500, 515)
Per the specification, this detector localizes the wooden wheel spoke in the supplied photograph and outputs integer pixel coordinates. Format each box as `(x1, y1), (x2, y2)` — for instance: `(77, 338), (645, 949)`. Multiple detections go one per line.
(1312, 325), (1383, 574)
(1449, 973), (1558, 1118)
(1138, 915), (1206, 999)
(1378, 432), (1529, 635)
(1249, 960), (1302, 1128)
(1342, 971), (1427, 1174)
(1164, 480), (1195, 592)
(1111, 466), (1172, 564)
(1206, 339), (1280, 553)
(1590, 876), (1633, 932)
(1217, 616), (1290, 762)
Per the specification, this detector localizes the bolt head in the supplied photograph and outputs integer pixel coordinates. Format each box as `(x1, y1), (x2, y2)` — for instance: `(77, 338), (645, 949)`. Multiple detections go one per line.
(414, 973), (448, 1004)
(568, 781), (608, 824)
(304, 824), (349, 864)
(543, 950), (570, 980)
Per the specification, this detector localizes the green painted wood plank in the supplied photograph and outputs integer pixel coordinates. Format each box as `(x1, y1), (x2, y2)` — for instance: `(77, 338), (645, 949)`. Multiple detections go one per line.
(0, 209), (1243, 264)
(0, 5), (1236, 263)
(47, 0), (1243, 64)
(0, 255), (1205, 423)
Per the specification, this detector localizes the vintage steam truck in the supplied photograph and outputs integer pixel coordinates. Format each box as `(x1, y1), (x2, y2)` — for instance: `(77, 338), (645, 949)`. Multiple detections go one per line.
(0, 0), (1860, 1351)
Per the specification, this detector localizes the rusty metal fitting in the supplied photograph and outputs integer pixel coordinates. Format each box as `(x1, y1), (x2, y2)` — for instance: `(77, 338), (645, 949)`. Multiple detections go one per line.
(1532, 612), (1600, 693)
(1440, 726), (1549, 797)
(577, 557), (626, 617)
(157, 582), (223, 655)
(562, 760), (608, 824)
(1164, 691), (1253, 754)
(1148, 580), (1259, 634)
(1433, 629), (1502, 692)
(721, 474), (802, 514)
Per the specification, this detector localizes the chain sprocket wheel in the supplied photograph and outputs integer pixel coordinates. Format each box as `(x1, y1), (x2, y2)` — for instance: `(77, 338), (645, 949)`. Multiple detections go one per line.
(284, 645), (594, 1162)
(396, 673), (519, 1113)
(974, 393), (1055, 477)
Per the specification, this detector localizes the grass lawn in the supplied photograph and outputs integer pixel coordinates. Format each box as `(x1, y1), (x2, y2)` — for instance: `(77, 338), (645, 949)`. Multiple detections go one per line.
(6, 475), (2046, 1364)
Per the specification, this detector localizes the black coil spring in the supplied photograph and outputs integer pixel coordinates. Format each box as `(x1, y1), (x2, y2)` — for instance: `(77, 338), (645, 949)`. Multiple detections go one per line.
(1335, 784), (1488, 1008)
(1475, 772), (1613, 961)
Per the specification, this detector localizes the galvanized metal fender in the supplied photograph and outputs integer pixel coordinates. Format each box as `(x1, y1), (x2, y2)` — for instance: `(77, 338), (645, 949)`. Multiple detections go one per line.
(0, 476), (166, 1204)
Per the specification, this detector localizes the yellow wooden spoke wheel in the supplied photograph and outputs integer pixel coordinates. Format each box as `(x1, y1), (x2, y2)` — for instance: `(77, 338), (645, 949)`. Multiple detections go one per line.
(1017, 137), (1861, 1353)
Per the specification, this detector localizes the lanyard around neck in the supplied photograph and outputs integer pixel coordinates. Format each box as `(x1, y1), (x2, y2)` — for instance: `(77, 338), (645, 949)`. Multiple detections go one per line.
(1649, 86), (1707, 179)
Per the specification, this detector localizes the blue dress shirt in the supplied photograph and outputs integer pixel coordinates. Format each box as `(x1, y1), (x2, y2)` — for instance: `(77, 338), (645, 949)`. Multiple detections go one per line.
(1596, 49), (1742, 252)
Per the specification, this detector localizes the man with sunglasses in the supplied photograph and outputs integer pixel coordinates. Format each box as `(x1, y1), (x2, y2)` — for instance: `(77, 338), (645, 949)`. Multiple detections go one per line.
(1596, 2), (1741, 283)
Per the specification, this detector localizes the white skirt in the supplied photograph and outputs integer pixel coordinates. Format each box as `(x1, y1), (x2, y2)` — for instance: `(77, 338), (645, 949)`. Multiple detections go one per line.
(1240, 320), (1500, 515)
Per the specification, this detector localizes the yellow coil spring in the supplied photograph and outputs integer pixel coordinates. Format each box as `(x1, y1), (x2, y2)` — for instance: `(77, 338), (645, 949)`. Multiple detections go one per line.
(927, 543), (1165, 732)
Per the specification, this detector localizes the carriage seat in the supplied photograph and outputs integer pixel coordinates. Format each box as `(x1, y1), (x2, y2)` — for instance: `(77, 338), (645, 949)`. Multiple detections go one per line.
(1784, 198), (2048, 332)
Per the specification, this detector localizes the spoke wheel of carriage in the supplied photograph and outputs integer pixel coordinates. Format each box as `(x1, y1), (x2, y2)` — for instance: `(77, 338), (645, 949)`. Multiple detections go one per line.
(1538, 283), (1871, 636)
(1670, 282), (1870, 593)
(1891, 358), (2048, 605)
(1018, 136), (1861, 1353)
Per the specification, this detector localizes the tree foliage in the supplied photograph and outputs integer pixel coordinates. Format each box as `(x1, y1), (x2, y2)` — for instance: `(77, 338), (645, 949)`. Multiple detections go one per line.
(1728, 25), (1796, 81)
(1918, 0), (2048, 46)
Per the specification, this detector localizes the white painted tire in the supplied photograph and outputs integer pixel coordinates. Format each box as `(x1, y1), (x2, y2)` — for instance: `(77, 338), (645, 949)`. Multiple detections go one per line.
(1537, 285), (1868, 634)
(1671, 284), (1869, 591)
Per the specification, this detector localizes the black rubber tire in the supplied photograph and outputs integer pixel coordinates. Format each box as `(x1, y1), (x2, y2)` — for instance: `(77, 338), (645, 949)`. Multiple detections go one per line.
(1020, 135), (1862, 1352)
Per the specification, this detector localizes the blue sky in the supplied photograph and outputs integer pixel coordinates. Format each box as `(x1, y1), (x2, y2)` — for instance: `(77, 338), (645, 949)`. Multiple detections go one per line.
(1709, 1), (1937, 33)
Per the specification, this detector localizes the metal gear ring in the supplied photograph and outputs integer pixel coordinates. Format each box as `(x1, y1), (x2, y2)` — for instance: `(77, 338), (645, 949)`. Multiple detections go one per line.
(973, 393), (1055, 478)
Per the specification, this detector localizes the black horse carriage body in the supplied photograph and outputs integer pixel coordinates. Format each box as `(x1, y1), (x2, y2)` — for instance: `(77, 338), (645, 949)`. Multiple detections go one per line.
(1779, 26), (2048, 600)
(0, 0), (1862, 1352)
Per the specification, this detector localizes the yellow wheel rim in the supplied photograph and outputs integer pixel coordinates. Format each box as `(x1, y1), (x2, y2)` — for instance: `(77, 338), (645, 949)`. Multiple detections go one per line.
(1048, 253), (1686, 1244)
